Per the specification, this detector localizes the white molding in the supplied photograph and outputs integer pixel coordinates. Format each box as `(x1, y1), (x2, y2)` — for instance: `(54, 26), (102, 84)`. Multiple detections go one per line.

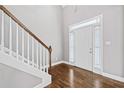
(52, 61), (64, 66)
(69, 14), (103, 32)
(34, 75), (51, 88)
(52, 61), (124, 83)
(102, 72), (124, 82)
(52, 61), (74, 66)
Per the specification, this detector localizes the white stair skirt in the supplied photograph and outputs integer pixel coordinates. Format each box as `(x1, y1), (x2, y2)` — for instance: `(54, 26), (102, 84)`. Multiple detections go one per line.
(0, 51), (51, 88)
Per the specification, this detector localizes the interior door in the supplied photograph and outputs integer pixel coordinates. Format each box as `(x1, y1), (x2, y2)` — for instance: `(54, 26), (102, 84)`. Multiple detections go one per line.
(75, 26), (93, 71)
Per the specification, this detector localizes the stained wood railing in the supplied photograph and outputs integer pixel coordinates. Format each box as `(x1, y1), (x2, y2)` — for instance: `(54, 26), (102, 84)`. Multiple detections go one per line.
(0, 5), (52, 74)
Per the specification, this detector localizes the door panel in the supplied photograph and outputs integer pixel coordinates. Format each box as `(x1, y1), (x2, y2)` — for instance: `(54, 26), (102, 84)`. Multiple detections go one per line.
(75, 26), (93, 71)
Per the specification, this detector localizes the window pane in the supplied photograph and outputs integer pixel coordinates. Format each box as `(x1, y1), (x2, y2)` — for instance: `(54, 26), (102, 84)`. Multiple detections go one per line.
(94, 26), (101, 68)
(69, 32), (74, 62)
(95, 27), (100, 47)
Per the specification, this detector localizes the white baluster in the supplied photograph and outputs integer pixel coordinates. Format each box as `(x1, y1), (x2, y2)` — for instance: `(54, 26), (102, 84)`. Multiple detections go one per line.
(37, 42), (40, 69)
(9, 17), (12, 55)
(1, 11), (4, 51)
(27, 33), (29, 64)
(34, 40), (37, 68)
(39, 45), (41, 70)
(45, 49), (47, 72)
(42, 46), (44, 72)
(36, 41), (39, 69)
(22, 30), (24, 63)
(40, 45), (43, 71)
(46, 49), (49, 73)
(32, 37), (34, 67)
(43, 47), (45, 72)
(16, 23), (18, 60)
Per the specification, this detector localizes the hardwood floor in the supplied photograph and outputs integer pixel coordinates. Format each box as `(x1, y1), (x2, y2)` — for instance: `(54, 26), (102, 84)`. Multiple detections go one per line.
(47, 63), (124, 88)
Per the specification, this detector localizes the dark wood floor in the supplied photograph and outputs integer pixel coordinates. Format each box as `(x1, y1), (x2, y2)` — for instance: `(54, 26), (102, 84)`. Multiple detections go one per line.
(46, 63), (124, 88)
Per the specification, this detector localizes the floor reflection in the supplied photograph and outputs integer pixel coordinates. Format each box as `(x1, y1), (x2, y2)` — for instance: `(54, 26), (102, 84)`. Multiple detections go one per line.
(47, 63), (124, 88)
(69, 69), (74, 87)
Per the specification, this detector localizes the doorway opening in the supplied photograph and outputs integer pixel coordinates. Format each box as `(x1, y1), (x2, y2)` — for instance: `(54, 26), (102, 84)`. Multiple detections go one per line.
(69, 15), (103, 74)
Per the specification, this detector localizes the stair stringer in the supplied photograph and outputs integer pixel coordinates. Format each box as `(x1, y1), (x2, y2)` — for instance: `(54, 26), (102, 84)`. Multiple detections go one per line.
(0, 51), (51, 87)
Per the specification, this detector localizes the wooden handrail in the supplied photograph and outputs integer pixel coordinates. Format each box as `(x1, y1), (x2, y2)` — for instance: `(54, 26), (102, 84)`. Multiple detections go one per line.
(0, 5), (49, 50)
(0, 5), (52, 67)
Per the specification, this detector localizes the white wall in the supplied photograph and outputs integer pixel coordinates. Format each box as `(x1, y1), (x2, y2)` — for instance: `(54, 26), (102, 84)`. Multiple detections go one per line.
(5, 5), (64, 63)
(63, 5), (124, 77)
(0, 63), (42, 88)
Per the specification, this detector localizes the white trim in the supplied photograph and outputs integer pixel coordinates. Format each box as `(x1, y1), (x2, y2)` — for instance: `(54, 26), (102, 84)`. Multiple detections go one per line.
(34, 80), (51, 88)
(34, 75), (51, 88)
(52, 61), (64, 66)
(1, 10), (4, 50)
(16, 23), (19, 60)
(102, 72), (124, 82)
(27, 33), (30, 64)
(52, 61), (75, 66)
(100, 14), (104, 74)
(9, 17), (12, 55)
(52, 61), (124, 83)
(69, 14), (102, 32)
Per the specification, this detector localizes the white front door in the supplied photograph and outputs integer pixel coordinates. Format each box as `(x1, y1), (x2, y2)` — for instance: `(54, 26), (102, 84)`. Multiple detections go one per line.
(75, 26), (93, 71)
(69, 15), (103, 74)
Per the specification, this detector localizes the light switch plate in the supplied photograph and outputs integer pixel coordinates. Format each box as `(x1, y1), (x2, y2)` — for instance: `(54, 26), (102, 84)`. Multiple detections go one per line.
(105, 41), (111, 45)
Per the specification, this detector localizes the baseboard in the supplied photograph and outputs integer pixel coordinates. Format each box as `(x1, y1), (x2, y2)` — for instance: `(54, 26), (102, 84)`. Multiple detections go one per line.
(52, 61), (124, 83)
(52, 61), (74, 66)
(34, 74), (51, 88)
(102, 72), (124, 82)
(51, 61), (64, 66)
(34, 82), (49, 88)
(34, 81), (51, 88)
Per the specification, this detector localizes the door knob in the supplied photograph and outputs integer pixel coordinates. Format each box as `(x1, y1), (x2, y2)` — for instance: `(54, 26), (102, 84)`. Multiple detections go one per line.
(89, 48), (92, 50)
(89, 51), (92, 53)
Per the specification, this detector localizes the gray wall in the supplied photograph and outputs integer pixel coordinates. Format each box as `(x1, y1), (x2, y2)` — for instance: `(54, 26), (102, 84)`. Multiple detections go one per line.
(63, 5), (124, 77)
(0, 5), (64, 87)
(2, 5), (124, 80)
(5, 5), (64, 63)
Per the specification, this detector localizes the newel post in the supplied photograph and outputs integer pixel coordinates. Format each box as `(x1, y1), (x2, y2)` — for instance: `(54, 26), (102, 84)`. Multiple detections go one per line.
(48, 46), (52, 69)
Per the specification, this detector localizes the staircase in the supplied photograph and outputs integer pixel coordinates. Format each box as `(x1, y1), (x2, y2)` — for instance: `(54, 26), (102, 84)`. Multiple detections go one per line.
(0, 5), (52, 87)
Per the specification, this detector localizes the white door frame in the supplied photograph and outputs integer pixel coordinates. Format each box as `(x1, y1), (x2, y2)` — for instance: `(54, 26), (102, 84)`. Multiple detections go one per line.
(69, 15), (103, 74)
